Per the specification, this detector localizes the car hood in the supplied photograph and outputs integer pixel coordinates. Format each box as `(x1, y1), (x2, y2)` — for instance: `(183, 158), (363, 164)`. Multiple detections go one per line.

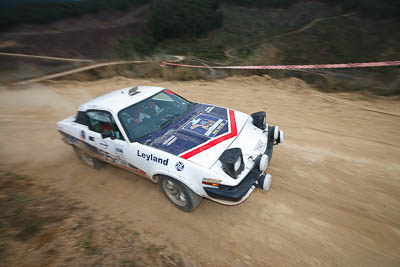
(137, 103), (249, 168)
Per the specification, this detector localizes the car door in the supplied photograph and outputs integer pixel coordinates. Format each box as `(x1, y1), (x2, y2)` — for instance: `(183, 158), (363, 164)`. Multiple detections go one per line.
(86, 110), (129, 167)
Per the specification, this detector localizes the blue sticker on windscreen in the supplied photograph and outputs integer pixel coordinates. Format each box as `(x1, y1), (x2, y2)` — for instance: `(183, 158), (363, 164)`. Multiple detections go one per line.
(183, 114), (227, 138)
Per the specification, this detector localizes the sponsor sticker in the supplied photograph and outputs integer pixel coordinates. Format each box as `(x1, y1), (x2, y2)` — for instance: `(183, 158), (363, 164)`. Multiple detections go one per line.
(175, 161), (184, 171)
(205, 106), (215, 113)
(254, 140), (266, 153)
(80, 130), (86, 140)
(99, 149), (127, 166)
(137, 150), (169, 166)
(183, 114), (227, 138)
(99, 141), (108, 149)
(115, 146), (125, 161)
(163, 135), (177, 146)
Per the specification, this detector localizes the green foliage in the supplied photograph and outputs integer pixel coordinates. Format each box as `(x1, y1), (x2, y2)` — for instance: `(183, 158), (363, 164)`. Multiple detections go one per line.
(222, 0), (298, 8)
(16, 222), (41, 241)
(276, 16), (400, 65)
(148, 0), (222, 43)
(323, 0), (400, 18)
(223, 0), (399, 18)
(120, 259), (137, 267)
(0, 0), (150, 29)
(116, 35), (155, 58)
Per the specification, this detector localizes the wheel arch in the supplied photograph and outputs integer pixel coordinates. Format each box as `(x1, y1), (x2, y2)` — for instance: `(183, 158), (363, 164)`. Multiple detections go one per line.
(150, 170), (204, 196)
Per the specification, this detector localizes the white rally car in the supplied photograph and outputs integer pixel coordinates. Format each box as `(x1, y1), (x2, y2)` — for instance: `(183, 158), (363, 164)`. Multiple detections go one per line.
(57, 86), (283, 211)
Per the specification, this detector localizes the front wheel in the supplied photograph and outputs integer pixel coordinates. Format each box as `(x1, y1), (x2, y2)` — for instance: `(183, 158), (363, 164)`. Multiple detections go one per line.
(159, 176), (202, 212)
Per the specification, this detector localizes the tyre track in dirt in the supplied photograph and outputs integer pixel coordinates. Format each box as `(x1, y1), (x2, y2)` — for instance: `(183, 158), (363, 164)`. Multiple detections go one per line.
(0, 76), (399, 266)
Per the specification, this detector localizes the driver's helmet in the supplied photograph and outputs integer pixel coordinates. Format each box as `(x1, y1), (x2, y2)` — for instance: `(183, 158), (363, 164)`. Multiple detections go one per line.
(144, 101), (159, 116)
(131, 106), (151, 123)
(102, 122), (113, 132)
(132, 108), (142, 123)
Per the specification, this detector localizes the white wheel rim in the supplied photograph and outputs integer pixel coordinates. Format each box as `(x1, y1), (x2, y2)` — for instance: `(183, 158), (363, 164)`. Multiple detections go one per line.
(163, 179), (187, 207)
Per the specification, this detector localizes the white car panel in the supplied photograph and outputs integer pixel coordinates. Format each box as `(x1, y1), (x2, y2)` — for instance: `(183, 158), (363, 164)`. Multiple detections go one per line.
(56, 86), (283, 209)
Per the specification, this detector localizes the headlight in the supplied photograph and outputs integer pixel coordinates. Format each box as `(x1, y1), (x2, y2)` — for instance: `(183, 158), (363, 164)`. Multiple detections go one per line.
(255, 154), (269, 172)
(219, 148), (244, 179)
(251, 111), (266, 130)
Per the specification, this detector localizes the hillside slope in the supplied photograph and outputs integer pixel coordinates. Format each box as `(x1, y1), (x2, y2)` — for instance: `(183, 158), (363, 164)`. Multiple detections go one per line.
(157, 1), (400, 94)
(0, 4), (149, 58)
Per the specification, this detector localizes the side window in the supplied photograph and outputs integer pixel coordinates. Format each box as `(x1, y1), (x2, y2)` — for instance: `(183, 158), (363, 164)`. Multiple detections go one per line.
(86, 110), (124, 140)
(152, 92), (174, 102)
(75, 111), (89, 126)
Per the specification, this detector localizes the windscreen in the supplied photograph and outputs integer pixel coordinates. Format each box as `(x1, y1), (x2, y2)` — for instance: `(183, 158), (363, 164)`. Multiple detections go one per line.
(118, 90), (192, 142)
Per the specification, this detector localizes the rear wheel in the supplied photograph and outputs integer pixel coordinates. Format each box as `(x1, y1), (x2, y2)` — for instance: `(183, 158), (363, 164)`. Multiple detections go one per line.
(74, 146), (103, 169)
(159, 176), (202, 212)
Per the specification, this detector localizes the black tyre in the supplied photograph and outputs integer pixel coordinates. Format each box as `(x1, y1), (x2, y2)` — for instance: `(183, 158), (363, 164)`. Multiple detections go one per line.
(74, 146), (103, 169)
(159, 176), (202, 212)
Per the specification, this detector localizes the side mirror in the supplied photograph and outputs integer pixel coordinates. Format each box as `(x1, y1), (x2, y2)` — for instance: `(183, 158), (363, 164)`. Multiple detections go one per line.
(101, 130), (115, 140)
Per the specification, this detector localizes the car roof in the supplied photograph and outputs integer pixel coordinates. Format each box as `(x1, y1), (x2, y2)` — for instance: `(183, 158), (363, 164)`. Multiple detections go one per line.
(78, 86), (165, 114)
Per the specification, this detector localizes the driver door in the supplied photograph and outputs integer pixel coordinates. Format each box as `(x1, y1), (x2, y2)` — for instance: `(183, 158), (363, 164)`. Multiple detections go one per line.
(86, 110), (129, 167)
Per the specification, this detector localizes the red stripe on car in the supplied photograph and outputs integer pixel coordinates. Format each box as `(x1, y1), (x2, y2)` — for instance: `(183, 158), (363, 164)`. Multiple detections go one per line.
(164, 89), (174, 95)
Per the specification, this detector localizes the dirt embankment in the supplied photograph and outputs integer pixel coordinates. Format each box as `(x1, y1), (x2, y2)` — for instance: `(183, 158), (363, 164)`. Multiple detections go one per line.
(0, 76), (400, 266)
(0, 4), (149, 58)
(0, 4), (150, 85)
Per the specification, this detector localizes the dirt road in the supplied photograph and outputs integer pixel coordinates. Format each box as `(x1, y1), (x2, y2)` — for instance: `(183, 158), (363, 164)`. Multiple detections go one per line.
(12, 60), (149, 85)
(0, 76), (399, 266)
(0, 52), (94, 62)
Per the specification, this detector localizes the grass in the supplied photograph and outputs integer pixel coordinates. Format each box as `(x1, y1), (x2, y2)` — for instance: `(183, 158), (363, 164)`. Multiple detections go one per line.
(132, 230), (141, 237)
(0, 170), (183, 266)
(275, 17), (400, 65)
(0, 243), (4, 258)
(0, 172), (68, 243)
(145, 245), (166, 255)
(269, 14), (400, 95)
(156, 2), (340, 61)
(3, 171), (25, 181)
(0, 0), (149, 30)
(120, 259), (137, 267)
(156, 5), (277, 60)
(16, 222), (41, 241)
(80, 229), (103, 255)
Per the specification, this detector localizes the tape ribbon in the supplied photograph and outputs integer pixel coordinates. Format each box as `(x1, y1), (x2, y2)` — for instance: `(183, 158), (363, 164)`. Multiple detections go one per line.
(162, 61), (400, 70)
